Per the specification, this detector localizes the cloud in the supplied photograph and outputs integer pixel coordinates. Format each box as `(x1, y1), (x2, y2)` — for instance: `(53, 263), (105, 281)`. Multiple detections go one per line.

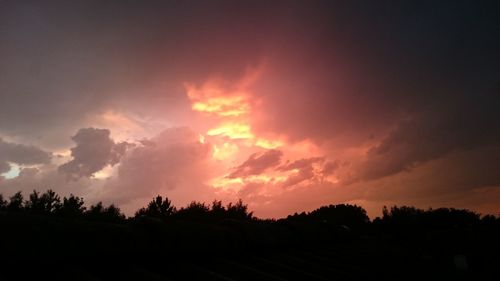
(277, 157), (324, 172)
(281, 165), (315, 188)
(1, 1), (500, 218)
(0, 138), (51, 174)
(322, 161), (340, 176)
(228, 149), (283, 178)
(0, 161), (10, 174)
(355, 102), (500, 182)
(58, 128), (130, 180)
(101, 127), (215, 208)
(0, 163), (98, 203)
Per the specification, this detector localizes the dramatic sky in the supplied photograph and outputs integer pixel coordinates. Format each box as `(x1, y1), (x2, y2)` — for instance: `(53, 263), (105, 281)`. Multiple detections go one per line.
(1, 0), (499, 218)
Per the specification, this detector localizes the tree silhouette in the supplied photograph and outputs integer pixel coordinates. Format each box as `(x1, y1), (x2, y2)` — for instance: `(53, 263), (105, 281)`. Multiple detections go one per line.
(85, 202), (125, 222)
(175, 201), (210, 221)
(40, 189), (61, 213)
(25, 190), (43, 213)
(379, 205), (482, 232)
(25, 190), (61, 214)
(0, 194), (6, 210)
(135, 195), (176, 219)
(210, 200), (226, 220)
(57, 194), (86, 218)
(226, 199), (253, 221)
(287, 204), (369, 229)
(7, 191), (24, 212)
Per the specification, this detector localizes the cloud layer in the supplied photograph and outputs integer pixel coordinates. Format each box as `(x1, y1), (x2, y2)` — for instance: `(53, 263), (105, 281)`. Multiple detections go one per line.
(1, 1), (500, 217)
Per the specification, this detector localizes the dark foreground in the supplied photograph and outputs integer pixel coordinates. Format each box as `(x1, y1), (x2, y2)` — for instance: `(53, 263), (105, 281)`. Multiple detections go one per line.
(0, 192), (499, 280)
(1, 212), (499, 281)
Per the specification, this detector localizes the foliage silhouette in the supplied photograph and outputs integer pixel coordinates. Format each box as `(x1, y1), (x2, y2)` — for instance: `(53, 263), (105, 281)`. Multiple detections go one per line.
(379, 205), (482, 230)
(57, 194), (86, 218)
(0, 194), (6, 210)
(135, 195), (176, 219)
(0, 189), (499, 279)
(175, 201), (210, 221)
(25, 189), (61, 214)
(286, 204), (369, 230)
(7, 191), (24, 212)
(85, 202), (126, 223)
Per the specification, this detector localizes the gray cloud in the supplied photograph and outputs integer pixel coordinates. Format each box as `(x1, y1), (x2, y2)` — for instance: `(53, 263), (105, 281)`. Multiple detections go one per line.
(356, 100), (500, 181)
(228, 149), (283, 179)
(277, 157), (324, 172)
(58, 128), (130, 180)
(0, 138), (51, 174)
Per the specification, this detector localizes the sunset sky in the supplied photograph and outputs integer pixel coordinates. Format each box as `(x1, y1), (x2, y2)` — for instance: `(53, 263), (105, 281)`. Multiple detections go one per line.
(1, 0), (499, 218)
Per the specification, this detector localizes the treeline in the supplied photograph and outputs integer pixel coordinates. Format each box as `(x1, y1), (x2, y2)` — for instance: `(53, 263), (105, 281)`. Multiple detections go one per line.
(0, 190), (125, 223)
(1, 189), (499, 279)
(0, 190), (253, 223)
(1, 189), (499, 229)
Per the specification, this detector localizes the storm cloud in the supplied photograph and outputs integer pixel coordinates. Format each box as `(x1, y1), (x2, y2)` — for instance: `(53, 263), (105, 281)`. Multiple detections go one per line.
(1, 0), (500, 217)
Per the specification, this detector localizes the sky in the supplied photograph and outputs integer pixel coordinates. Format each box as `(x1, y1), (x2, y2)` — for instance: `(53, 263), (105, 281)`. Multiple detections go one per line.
(1, 0), (500, 218)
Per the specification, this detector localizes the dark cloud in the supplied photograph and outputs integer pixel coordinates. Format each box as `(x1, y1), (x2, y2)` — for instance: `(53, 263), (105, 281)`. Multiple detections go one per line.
(58, 128), (130, 180)
(282, 166), (315, 188)
(277, 157), (324, 172)
(356, 99), (500, 181)
(228, 149), (283, 179)
(0, 138), (51, 174)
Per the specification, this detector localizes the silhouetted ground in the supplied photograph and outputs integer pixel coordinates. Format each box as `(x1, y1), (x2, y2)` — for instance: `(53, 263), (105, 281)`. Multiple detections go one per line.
(0, 192), (499, 280)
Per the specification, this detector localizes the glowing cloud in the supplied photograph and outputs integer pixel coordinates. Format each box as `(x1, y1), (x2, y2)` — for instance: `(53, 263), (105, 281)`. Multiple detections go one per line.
(184, 69), (336, 195)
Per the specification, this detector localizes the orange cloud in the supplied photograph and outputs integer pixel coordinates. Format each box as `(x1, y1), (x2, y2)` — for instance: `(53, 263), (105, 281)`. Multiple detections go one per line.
(184, 69), (335, 196)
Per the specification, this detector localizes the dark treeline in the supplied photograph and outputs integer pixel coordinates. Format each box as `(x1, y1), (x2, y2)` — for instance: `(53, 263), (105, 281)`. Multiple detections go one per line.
(3, 189), (499, 227)
(1, 189), (499, 280)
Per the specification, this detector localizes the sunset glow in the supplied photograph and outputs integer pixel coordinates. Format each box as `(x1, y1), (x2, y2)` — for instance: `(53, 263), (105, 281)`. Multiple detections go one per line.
(184, 71), (330, 195)
(1, 0), (499, 220)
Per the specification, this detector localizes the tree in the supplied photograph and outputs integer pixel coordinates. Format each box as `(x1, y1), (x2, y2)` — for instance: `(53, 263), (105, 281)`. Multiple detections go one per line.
(7, 191), (24, 211)
(226, 199), (253, 220)
(0, 194), (6, 210)
(57, 194), (86, 218)
(175, 201), (210, 221)
(85, 202), (125, 223)
(210, 200), (226, 220)
(25, 190), (61, 214)
(135, 195), (176, 219)
(307, 204), (369, 229)
(25, 190), (43, 213)
(40, 189), (61, 213)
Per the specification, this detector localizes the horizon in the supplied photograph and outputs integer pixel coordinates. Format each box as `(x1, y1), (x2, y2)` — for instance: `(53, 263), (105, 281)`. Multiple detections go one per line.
(1, 188), (498, 221)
